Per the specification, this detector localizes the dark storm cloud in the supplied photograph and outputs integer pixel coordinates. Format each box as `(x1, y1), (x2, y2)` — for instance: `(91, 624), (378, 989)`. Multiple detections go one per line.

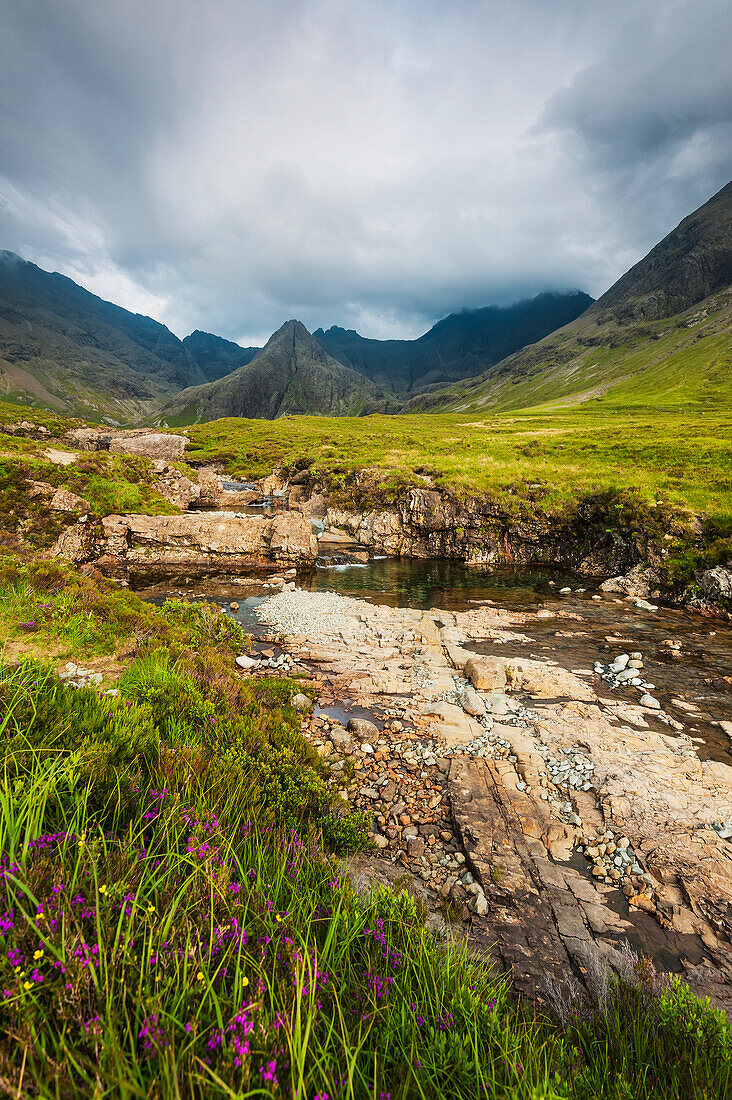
(1, 0), (730, 342)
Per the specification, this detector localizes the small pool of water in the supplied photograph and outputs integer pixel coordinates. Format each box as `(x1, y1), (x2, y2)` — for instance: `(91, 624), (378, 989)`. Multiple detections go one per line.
(302, 558), (583, 610)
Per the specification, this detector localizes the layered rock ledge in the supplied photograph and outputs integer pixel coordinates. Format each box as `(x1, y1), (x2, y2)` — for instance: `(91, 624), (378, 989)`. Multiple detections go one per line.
(97, 511), (318, 568)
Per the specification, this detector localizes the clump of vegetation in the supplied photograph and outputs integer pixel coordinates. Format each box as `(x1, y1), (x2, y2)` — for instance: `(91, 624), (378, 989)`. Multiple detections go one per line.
(0, 556), (240, 658)
(659, 519), (732, 588)
(0, 419), (179, 551)
(543, 941), (731, 1098)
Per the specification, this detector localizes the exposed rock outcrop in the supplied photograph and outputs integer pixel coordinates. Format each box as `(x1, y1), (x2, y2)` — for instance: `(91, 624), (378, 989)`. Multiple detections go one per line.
(255, 585), (732, 1008)
(109, 431), (188, 460)
(325, 487), (657, 575)
(63, 427), (188, 460)
(600, 564), (664, 598)
(98, 511), (317, 567)
(699, 565), (732, 603)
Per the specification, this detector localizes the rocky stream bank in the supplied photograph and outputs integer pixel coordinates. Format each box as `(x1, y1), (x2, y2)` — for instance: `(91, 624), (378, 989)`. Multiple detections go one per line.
(178, 576), (732, 1012)
(42, 431), (730, 618)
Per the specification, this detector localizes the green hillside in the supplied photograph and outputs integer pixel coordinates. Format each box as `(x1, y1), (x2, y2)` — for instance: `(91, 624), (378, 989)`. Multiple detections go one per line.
(412, 286), (732, 414)
(0, 253), (251, 423)
(180, 408), (731, 528)
(411, 180), (732, 415)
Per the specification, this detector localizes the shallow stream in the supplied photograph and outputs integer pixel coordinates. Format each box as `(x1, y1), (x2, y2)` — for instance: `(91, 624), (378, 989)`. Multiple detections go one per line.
(132, 556), (732, 763)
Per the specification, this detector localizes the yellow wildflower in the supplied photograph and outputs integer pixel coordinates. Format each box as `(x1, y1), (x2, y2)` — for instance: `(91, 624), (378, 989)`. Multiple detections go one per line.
(99, 885), (107, 894)
(23, 981), (33, 991)
(242, 975), (249, 987)
(196, 971), (204, 982)
(33, 949), (44, 961)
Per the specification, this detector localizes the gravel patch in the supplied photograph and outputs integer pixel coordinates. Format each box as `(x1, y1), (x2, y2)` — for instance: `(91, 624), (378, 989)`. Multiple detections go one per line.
(255, 586), (371, 641)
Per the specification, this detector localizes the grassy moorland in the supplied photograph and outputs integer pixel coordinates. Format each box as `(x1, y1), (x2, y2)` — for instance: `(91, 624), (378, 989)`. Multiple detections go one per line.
(2, 398), (730, 525)
(2, 399), (730, 587)
(182, 407), (732, 525)
(0, 556), (730, 1098)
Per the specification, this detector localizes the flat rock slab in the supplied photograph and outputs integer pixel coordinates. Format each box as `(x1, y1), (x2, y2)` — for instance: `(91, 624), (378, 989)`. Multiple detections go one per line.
(100, 511), (317, 565)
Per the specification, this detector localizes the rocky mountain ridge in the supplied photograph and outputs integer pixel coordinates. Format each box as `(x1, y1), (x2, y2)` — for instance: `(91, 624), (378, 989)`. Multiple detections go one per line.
(158, 319), (396, 423)
(313, 291), (593, 396)
(0, 251), (229, 420)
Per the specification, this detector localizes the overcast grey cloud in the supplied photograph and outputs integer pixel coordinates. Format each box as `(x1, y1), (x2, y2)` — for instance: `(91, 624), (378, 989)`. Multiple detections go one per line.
(1, 0), (731, 343)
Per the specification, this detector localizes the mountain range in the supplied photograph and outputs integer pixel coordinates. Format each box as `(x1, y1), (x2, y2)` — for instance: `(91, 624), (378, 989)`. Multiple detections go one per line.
(159, 319), (395, 423)
(1, 179), (730, 423)
(0, 250), (593, 422)
(313, 291), (593, 397)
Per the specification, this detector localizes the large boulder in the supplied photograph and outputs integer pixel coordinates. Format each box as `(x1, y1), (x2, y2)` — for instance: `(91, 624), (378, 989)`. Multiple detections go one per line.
(600, 564), (663, 598)
(99, 511), (318, 566)
(460, 685), (486, 716)
(346, 717), (381, 742)
(268, 513), (319, 561)
(63, 427), (111, 451)
(51, 521), (98, 562)
(49, 488), (90, 513)
(109, 432), (188, 460)
(300, 493), (328, 521)
(329, 726), (356, 754)
(698, 565), (732, 603)
(464, 656), (507, 692)
(150, 461), (200, 509)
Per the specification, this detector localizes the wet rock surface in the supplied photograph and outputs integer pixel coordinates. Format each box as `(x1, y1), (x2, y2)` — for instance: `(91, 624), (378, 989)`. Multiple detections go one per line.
(249, 585), (732, 1008)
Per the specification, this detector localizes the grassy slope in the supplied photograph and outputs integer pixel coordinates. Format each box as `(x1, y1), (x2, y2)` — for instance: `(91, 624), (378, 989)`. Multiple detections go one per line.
(0, 557), (729, 1098)
(412, 287), (732, 416)
(0, 403), (179, 551)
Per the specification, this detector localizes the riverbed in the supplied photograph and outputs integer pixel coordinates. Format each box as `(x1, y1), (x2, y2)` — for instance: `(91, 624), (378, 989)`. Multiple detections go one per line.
(128, 553), (732, 1006)
(133, 556), (732, 764)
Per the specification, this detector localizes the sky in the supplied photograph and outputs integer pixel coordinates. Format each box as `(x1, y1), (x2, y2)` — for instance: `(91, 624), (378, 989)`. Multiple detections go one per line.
(1, 0), (731, 345)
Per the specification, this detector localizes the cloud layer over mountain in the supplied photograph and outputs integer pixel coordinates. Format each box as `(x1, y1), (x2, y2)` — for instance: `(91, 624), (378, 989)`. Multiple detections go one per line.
(1, 0), (730, 342)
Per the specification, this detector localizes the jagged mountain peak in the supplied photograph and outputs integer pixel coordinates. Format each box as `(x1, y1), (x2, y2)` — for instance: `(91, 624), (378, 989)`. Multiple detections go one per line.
(159, 316), (394, 423)
(265, 318), (313, 344)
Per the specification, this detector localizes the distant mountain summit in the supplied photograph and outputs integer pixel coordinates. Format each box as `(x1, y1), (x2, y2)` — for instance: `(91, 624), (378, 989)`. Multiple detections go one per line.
(182, 330), (260, 382)
(0, 251), (252, 420)
(159, 319), (395, 423)
(592, 180), (732, 323)
(411, 180), (732, 414)
(313, 291), (593, 396)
